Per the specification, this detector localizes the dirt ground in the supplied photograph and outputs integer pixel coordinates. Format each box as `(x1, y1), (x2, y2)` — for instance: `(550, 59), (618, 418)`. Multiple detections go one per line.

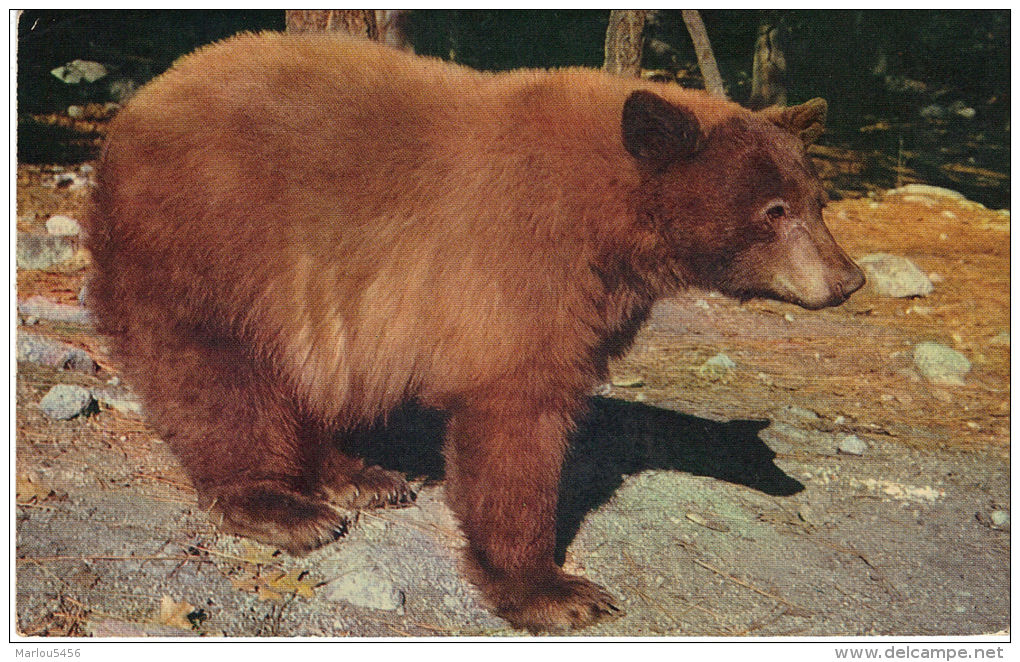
(13, 160), (1010, 638)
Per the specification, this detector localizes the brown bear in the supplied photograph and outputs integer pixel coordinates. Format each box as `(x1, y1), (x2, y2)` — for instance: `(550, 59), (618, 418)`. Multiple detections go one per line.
(85, 32), (864, 632)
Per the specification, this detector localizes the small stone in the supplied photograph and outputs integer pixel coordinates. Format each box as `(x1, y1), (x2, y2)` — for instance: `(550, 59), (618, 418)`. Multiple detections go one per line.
(990, 510), (1010, 527)
(634, 393), (648, 402)
(324, 566), (405, 613)
(91, 387), (144, 417)
(107, 376), (121, 386)
(39, 384), (94, 420)
(45, 214), (82, 236)
(67, 105), (84, 118)
(837, 434), (867, 456)
(17, 296), (94, 325)
(17, 233), (75, 270)
(17, 331), (97, 374)
(833, 415), (846, 425)
(698, 353), (736, 381)
(784, 405), (820, 422)
(928, 272), (944, 283)
(987, 330), (1011, 346)
(784, 313), (795, 322)
(857, 253), (935, 298)
(24, 316), (38, 326)
(694, 298), (710, 310)
(611, 376), (644, 388)
(913, 342), (971, 385)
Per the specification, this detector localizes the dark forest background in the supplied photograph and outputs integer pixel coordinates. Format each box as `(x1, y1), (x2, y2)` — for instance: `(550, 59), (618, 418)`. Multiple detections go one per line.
(15, 10), (1010, 206)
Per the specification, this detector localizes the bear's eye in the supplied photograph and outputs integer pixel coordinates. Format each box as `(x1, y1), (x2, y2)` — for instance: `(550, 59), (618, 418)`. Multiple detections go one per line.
(765, 203), (787, 221)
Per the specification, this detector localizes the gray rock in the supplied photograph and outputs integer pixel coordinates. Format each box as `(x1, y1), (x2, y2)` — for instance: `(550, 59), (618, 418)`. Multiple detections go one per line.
(324, 565), (405, 613)
(17, 331), (98, 374)
(990, 510), (1010, 527)
(17, 296), (94, 325)
(50, 59), (108, 84)
(858, 253), (935, 298)
(39, 384), (94, 420)
(91, 387), (144, 417)
(54, 172), (86, 189)
(886, 184), (966, 201)
(45, 214), (82, 237)
(783, 405), (820, 423)
(837, 434), (868, 456)
(17, 233), (75, 270)
(698, 353), (736, 382)
(913, 342), (971, 385)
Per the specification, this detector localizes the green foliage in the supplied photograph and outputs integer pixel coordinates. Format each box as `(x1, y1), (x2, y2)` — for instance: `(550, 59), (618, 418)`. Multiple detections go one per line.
(407, 10), (609, 71)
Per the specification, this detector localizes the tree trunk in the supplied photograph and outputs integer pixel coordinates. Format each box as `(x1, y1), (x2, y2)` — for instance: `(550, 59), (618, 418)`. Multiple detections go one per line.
(375, 10), (413, 52)
(749, 22), (787, 109)
(680, 10), (726, 98)
(603, 10), (648, 77)
(285, 10), (378, 39)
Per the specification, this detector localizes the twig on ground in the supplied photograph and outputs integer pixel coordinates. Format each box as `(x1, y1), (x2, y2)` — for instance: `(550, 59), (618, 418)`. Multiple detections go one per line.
(693, 558), (812, 616)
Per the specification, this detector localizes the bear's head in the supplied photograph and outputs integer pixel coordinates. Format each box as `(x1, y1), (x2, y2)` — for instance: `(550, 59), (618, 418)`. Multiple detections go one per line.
(622, 90), (865, 310)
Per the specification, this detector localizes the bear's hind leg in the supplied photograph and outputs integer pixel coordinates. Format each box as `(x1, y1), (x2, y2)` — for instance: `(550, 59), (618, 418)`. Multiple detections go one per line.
(302, 422), (417, 510)
(120, 324), (351, 555)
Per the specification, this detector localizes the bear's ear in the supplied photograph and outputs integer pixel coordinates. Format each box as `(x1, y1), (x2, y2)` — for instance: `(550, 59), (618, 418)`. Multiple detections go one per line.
(622, 90), (704, 167)
(762, 97), (828, 146)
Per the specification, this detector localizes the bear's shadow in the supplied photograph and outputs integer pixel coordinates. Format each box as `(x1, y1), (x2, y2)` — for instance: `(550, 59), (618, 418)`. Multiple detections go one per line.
(346, 396), (803, 563)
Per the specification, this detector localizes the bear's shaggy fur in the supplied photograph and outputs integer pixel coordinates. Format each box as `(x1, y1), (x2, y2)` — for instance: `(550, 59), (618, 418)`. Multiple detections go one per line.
(86, 32), (863, 631)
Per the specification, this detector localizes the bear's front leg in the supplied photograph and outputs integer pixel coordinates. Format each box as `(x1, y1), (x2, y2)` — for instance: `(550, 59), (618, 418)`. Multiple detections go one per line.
(443, 399), (622, 632)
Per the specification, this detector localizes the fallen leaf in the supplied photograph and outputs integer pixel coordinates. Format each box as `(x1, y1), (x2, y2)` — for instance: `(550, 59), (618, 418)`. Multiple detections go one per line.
(241, 541), (279, 566)
(158, 594), (196, 630)
(16, 473), (55, 504)
(256, 587), (284, 603)
(267, 570), (317, 599)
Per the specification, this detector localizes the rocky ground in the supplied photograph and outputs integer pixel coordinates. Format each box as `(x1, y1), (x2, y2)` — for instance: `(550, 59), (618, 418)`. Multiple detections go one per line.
(14, 163), (1010, 638)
